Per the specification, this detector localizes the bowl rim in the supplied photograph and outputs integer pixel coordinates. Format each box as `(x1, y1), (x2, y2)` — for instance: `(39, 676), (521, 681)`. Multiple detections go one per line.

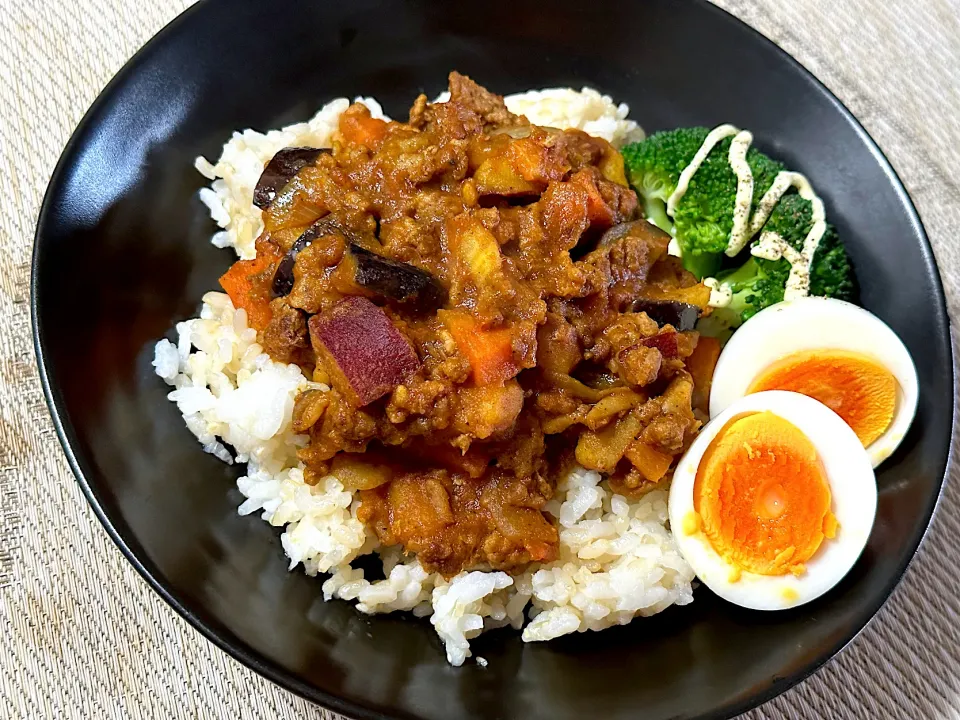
(29, 0), (956, 718)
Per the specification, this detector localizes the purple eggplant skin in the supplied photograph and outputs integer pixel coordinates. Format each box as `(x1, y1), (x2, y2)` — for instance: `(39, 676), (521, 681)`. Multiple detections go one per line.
(349, 244), (447, 312)
(272, 217), (340, 296)
(597, 219), (672, 248)
(632, 299), (700, 332)
(271, 222), (447, 313)
(253, 147), (330, 209)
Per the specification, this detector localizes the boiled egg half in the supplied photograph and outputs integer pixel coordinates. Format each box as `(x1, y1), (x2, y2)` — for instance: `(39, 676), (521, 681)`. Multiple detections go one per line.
(710, 298), (918, 467)
(669, 390), (876, 610)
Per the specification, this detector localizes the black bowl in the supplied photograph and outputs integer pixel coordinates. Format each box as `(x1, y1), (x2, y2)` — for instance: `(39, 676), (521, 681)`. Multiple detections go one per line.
(32, 1), (954, 718)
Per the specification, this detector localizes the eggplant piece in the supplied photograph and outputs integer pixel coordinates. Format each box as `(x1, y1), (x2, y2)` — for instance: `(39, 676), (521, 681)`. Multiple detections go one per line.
(632, 299), (700, 332)
(347, 244), (446, 311)
(598, 219), (672, 248)
(272, 217), (341, 296)
(309, 296), (420, 407)
(253, 147), (329, 209)
(598, 220), (640, 248)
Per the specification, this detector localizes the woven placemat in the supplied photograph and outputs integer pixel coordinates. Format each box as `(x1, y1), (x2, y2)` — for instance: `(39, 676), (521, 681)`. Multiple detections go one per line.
(1, 1), (957, 718)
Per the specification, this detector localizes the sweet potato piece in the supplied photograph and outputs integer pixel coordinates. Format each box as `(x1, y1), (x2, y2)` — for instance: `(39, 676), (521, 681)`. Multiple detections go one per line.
(508, 136), (568, 184)
(687, 336), (720, 414)
(640, 331), (679, 358)
(440, 309), (518, 385)
(487, 505), (557, 562)
(599, 146), (628, 187)
(219, 242), (284, 331)
(309, 296), (420, 407)
(625, 440), (674, 483)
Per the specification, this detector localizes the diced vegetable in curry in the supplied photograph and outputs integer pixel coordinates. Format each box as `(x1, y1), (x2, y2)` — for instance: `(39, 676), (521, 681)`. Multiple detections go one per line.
(219, 72), (717, 578)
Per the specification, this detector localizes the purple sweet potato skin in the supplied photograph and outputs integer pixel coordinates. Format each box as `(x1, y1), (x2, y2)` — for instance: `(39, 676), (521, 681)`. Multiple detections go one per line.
(309, 296), (420, 406)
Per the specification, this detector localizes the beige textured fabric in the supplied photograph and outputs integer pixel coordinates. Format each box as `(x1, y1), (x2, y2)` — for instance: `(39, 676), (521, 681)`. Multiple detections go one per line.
(1, 0), (958, 717)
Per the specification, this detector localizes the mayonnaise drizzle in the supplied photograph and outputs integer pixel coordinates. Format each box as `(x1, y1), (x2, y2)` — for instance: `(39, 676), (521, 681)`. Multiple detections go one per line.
(666, 124), (740, 217)
(704, 277), (733, 308)
(666, 124), (827, 300)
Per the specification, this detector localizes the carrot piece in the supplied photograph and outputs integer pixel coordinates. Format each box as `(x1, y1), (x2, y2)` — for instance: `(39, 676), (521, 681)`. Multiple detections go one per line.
(338, 104), (389, 148)
(440, 309), (518, 385)
(624, 440), (674, 483)
(218, 243), (283, 331)
(687, 336), (721, 413)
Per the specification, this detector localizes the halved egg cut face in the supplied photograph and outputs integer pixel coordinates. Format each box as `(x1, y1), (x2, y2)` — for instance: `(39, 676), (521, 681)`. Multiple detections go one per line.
(709, 297), (919, 468)
(749, 349), (896, 448)
(693, 411), (835, 577)
(670, 391), (877, 611)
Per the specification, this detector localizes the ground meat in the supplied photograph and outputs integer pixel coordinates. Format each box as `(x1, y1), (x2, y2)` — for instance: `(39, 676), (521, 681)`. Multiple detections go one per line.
(597, 174), (640, 222)
(408, 93), (429, 128)
(261, 299), (310, 364)
(448, 71), (523, 130)
(616, 344), (662, 387)
(550, 129), (607, 170)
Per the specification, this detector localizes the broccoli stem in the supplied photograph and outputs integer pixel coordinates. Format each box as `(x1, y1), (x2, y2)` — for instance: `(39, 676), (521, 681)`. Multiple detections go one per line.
(643, 196), (673, 235)
(718, 256), (761, 291)
(710, 257), (763, 328)
(679, 246), (722, 279)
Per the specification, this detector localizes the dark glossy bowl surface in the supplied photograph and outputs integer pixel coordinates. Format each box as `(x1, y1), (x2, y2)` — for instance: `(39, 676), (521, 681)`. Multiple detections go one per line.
(32, 1), (954, 718)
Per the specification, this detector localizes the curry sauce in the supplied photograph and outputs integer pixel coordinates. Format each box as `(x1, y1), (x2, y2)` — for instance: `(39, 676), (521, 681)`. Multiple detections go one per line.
(220, 72), (711, 577)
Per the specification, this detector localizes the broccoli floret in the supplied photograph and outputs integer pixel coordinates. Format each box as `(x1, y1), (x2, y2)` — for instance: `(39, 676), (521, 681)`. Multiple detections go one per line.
(621, 128), (708, 234)
(622, 128), (783, 279)
(708, 256), (790, 329)
(762, 193), (857, 302)
(710, 194), (857, 327)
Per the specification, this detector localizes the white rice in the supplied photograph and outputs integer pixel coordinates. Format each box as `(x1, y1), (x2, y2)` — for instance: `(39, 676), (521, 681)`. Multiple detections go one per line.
(154, 87), (692, 666)
(504, 87), (645, 148)
(522, 470), (694, 641)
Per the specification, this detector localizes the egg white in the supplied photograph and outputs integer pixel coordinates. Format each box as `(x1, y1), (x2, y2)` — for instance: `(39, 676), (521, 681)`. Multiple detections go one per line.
(709, 297), (918, 467)
(669, 391), (877, 610)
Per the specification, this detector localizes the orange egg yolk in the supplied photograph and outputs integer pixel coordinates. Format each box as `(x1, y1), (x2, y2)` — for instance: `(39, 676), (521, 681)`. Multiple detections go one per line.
(693, 412), (835, 576)
(748, 350), (897, 448)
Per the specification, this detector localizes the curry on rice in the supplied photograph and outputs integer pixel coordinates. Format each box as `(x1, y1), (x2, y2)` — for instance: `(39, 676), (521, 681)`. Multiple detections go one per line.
(217, 73), (714, 578)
